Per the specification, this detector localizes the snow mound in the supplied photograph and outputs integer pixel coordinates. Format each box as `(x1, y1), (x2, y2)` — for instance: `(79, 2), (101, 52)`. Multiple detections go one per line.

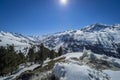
(53, 62), (110, 80)
(53, 51), (120, 80)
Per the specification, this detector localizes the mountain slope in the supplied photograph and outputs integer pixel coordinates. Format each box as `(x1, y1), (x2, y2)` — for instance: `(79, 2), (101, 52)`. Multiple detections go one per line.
(0, 31), (40, 54)
(1, 23), (120, 57)
(40, 24), (120, 58)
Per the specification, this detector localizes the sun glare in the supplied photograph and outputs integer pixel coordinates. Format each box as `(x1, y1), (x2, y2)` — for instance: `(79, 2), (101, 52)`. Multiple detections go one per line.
(60, 0), (68, 5)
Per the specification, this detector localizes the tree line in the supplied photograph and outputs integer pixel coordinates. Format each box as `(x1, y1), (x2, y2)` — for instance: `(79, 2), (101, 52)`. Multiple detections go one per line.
(0, 44), (63, 76)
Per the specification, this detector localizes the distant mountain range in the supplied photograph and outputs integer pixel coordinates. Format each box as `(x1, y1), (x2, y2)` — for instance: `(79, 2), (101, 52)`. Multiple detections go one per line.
(1, 23), (120, 58)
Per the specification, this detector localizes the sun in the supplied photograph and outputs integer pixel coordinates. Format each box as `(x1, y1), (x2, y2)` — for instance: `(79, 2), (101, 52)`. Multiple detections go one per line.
(60, 0), (68, 5)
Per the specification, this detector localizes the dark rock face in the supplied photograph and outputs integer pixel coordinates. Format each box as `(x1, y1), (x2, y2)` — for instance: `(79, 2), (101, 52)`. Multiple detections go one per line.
(16, 72), (34, 80)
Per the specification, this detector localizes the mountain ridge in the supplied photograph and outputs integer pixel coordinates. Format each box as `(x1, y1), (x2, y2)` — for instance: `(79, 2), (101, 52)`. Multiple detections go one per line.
(0, 23), (120, 58)
(39, 23), (120, 58)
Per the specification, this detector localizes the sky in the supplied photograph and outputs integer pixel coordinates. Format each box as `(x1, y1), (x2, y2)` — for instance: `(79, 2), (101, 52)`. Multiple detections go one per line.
(0, 0), (120, 35)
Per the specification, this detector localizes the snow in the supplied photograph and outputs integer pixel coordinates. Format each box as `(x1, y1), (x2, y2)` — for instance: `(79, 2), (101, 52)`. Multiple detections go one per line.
(53, 62), (111, 80)
(38, 24), (120, 57)
(0, 31), (38, 47)
(54, 42), (64, 51)
(53, 63), (90, 80)
(103, 70), (120, 80)
(1, 24), (120, 56)
(0, 36), (29, 46)
(64, 52), (83, 59)
(53, 52), (120, 80)
(1, 24), (120, 80)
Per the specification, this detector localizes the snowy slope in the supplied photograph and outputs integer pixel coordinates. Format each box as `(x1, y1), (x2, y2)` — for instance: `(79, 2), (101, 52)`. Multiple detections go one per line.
(0, 31), (40, 54)
(1, 23), (120, 57)
(53, 51), (120, 80)
(0, 31), (38, 46)
(39, 23), (120, 58)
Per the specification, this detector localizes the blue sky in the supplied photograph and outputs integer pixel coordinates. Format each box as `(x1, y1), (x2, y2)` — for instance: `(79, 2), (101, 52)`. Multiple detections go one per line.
(0, 0), (120, 35)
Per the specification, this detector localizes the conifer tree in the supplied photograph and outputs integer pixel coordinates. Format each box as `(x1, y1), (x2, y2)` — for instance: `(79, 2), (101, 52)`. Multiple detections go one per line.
(38, 43), (44, 64)
(5, 45), (18, 75)
(50, 50), (55, 59)
(0, 45), (26, 76)
(44, 47), (50, 60)
(58, 47), (63, 56)
(28, 47), (35, 64)
(18, 51), (26, 64)
(34, 52), (39, 63)
(0, 46), (6, 76)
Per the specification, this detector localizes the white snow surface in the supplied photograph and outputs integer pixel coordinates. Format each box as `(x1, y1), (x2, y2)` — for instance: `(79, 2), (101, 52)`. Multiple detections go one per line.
(53, 52), (120, 80)
(53, 63), (91, 80)
(103, 70), (120, 80)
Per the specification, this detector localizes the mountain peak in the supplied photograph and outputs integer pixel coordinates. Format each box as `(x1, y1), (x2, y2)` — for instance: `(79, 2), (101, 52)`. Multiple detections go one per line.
(81, 23), (109, 32)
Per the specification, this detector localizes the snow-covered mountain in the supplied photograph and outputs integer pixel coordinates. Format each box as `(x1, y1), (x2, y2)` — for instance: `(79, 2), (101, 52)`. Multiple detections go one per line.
(1, 23), (120, 57)
(0, 31), (41, 54)
(40, 23), (120, 58)
(1, 23), (120, 80)
(0, 31), (33, 46)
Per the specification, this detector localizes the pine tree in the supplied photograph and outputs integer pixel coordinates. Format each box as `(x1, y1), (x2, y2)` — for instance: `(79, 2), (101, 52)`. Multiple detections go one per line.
(0, 45), (27, 76)
(44, 47), (50, 60)
(36, 44), (52, 64)
(38, 43), (44, 65)
(7, 44), (15, 53)
(34, 52), (39, 63)
(18, 51), (26, 64)
(0, 46), (6, 76)
(3, 45), (18, 75)
(50, 50), (55, 59)
(58, 47), (63, 56)
(28, 47), (35, 64)
(6, 45), (16, 74)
